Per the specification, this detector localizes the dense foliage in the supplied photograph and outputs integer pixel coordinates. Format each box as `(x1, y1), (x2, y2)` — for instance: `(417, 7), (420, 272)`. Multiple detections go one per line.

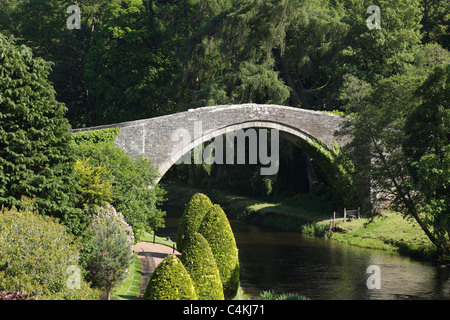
(143, 254), (197, 300)
(176, 193), (213, 252)
(180, 232), (224, 300)
(74, 137), (166, 240)
(0, 199), (97, 300)
(199, 204), (240, 299)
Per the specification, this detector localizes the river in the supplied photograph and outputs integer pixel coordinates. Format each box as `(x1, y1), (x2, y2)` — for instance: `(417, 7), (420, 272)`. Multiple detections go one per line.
(158, 206), (450, 300)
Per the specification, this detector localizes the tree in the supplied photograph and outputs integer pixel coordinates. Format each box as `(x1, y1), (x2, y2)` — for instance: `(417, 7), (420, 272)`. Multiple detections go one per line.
(74, 139), (166, 240)
(143, 254), (197, 300)
(339, 57), (450, 254)
(180, 232), (224, 300)
(176, 193), (214, 252)
(403, 64), (450, 253)
(199, 204), (239, 299)
(0, 35), (80, 227)
(420, 0), (449, 49)
(340, 0), (423, 83)
(73, 158), (114, 209)
(84, 0), (174, 125)
(85, 204), (135, 300)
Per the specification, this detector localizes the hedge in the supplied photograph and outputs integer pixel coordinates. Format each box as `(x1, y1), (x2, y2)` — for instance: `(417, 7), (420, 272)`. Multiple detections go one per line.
(143, 255), (197, 300)
(199, 204), (239, 299)
(73, 127), (120, 145)
(176, 193), (213, 252)
(180, 232), (224, 300)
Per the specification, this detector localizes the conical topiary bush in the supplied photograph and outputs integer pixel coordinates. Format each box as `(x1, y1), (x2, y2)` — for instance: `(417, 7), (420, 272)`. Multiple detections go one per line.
(180, 232), (224, 300)
(176, 193), (213, 252)
(199, 204), (239, 299)
(143, 254), (197, 300)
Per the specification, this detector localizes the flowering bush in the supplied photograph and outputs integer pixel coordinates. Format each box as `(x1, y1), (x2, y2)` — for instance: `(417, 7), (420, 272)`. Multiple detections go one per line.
(90, 204), (135, 245)
(85, 204), (135, 299)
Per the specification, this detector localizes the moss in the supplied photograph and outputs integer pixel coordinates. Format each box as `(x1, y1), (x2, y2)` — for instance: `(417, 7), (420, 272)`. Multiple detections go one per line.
(143, 255), (197, 300)
(181, 233), (224, 300)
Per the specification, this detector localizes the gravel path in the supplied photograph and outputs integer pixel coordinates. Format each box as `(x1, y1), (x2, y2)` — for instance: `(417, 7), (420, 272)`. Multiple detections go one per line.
(132, 242), (181, 299)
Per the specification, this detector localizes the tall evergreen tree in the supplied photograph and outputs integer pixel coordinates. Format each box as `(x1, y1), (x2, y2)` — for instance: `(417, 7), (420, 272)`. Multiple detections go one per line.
(0, 35), (79, 224)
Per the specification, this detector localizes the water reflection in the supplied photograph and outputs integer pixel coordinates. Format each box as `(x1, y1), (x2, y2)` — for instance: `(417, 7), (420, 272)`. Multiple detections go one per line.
(159, 208), (450, 300)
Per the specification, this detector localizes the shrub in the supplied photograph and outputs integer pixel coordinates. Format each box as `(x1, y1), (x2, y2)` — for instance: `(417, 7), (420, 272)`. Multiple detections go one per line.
(176, 193), (213, 252)
(85, 204), (135, 300)
(257, 290), (308, 300)
(0, 204), (95, 299)
(199, 204), (239, 299)
(143, 255), (197, 300)
(180, 233), (224, 300)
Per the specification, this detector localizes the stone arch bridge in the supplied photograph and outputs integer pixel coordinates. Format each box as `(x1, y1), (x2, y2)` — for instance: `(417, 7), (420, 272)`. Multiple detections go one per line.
(72, 104), (351, 181)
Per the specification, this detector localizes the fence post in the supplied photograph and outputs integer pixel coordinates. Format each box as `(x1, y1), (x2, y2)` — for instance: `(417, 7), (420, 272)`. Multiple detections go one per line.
(344, 208), (346, 222)
(358, 207), (360, 220)
(333, 211), (336, 227)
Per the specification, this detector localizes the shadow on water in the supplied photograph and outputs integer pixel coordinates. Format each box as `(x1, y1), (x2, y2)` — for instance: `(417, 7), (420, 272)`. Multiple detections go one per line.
(159, 206), (450, 300)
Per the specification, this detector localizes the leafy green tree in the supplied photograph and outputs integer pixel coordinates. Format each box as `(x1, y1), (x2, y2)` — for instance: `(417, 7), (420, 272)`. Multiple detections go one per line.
(74, 158), (114, 209)
(403, 64), (450, 253)
(420, 0), (449, 48)
(340, 0), (423, 83)
(180, 232), (224, 300)
(84, 0), (174, 125)
(0, 198), (98, 300)
(143, 254), (197, 300)
(339, 50), (450, 254)
(176, 193), (213, 252)
(199, 204), (239, 299)
(0, 35), (80, 228)
(74, 140), (166, 240)
(85, 204), (135, 300)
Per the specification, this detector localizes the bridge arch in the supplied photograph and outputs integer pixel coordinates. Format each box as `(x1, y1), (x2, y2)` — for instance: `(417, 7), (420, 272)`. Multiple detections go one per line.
(159, 120), (320, 180)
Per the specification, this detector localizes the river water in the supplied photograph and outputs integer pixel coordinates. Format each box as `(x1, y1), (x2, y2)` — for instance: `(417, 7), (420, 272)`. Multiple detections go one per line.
(159, 206), (450, 300)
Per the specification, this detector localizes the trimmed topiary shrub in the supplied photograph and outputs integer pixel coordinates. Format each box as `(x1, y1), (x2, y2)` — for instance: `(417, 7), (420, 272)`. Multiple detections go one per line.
(180, 233), (224, 300)
(199, 204), (239, 299)
(176, 193), (213, 252)
(143, 255), (197, 300)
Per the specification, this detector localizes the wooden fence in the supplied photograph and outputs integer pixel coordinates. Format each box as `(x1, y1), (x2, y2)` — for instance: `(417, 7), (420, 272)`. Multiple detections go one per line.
(329, 207), (361, 232)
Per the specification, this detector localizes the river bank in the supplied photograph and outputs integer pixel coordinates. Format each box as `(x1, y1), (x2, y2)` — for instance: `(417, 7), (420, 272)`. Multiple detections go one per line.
(160, 181), (441, 263)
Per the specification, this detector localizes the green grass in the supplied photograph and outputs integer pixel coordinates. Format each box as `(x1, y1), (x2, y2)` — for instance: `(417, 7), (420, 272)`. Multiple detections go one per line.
(111, 255), (142, 300)
(140, 232), (178, 249)
(314, 212), (439, 260)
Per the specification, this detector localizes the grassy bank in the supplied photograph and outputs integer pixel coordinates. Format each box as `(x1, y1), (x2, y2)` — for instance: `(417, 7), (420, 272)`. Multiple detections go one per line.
(161, 181), (440, 262)
(308, 213), (439, 261)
